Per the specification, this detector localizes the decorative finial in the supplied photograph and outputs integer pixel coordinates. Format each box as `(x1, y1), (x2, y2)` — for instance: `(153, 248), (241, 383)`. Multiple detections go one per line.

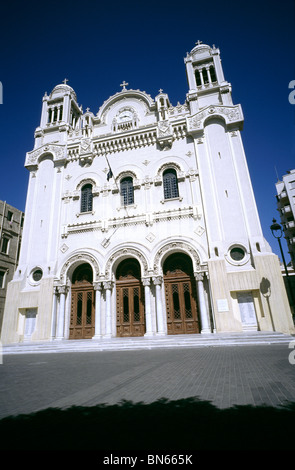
(63, 78), (69, 84)
(159, 88), (163, 94)
(195, 40), (203, 46)
(120, 80), (129, 91)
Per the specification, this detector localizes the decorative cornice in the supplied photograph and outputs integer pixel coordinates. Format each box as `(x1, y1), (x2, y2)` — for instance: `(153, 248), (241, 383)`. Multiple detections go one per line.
(66, 122), (187, 161)
(65, 205), (199, 235)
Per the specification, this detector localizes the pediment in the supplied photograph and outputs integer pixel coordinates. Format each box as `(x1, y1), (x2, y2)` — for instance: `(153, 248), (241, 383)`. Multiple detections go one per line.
(96, 89), (156, 130)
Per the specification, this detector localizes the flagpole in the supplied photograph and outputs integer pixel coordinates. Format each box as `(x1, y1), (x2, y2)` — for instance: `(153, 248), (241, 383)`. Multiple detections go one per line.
(103, 155), (130, 245)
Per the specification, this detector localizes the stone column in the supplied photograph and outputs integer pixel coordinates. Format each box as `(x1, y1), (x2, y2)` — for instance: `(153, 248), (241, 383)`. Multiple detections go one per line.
(206, 66), (212, 84)
(185, 59), (196, 91)
(199, 68), (205, 86)
(55, 285), (68, 340)
(62, 93), (70, 123)
(40, 94), (49, 127)
(103, 281), (113, 338)
(142, 278), (154, 337)
(195, 273), (211, 334)
(50, 286), (59, 339)
(153, 276), (165, 336)
(93, 282), (102, 339)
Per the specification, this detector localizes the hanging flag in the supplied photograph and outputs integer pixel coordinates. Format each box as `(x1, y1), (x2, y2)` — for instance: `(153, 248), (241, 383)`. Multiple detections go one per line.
(105, 156), (114, 181)
(107, 167), (113, 181)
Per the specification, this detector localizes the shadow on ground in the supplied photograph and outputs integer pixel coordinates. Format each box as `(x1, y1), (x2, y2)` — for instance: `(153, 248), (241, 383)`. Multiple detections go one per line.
(0, 398), (295, 451)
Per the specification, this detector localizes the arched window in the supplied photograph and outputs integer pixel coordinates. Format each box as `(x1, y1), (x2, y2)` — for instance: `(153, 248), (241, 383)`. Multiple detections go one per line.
(163, 169), (179, 200)
(80, 184), (93, 212)
(120, 177), (134, 206)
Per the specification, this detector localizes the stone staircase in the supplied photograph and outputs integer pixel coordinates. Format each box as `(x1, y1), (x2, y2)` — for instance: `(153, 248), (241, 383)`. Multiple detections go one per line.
(2, 331), (295, 355)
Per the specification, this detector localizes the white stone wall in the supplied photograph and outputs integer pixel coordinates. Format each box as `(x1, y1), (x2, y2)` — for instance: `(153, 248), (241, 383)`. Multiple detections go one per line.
(1, 42), (294, 345)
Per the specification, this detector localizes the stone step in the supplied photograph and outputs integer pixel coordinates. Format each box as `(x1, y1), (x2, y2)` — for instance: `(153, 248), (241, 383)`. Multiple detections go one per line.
(2, 331), (295, 355)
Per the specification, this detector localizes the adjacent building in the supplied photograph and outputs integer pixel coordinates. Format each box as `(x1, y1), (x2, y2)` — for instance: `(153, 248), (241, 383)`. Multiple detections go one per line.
(276, 169), (295, 268)
(0, 201), (24, 331)
(1, 42), (294, 346)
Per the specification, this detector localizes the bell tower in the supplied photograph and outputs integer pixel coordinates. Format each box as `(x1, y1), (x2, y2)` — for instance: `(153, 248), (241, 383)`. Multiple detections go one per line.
(185, 41), (233, 114)
(35, 80), (82, 147)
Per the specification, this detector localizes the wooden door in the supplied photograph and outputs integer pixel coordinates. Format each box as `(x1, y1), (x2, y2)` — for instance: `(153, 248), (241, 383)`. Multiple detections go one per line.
(164, 254), (200, 335)
(70, 284), (95, 339)
(116, 281), (145, 337)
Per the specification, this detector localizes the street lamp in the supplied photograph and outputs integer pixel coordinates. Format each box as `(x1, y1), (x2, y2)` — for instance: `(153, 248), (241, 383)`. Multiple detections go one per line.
(270, 218), (295, 320)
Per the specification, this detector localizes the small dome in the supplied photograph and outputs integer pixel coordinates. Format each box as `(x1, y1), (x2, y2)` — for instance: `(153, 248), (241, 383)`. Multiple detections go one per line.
(190, 41), (211, 54)
(50, 81), (77, 101)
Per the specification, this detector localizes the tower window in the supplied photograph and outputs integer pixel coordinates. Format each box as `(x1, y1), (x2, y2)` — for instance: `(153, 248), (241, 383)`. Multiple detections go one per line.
(80, 184), (93, 213)
(210, 65), (217, 82)
(163, 169), (179, 200)
(195, 70), (202, 87)
(120, 177), (134, 206)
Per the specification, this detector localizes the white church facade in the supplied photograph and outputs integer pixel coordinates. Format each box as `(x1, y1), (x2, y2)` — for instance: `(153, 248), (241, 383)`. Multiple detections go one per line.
(1, 42), (294, 345)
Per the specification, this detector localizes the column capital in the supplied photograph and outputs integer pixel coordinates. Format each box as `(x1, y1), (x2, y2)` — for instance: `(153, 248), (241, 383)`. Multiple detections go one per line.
(142, 277), (152, 287)
(152, 276), (163, 286)
(103, 280), (113, 290)
(195, 271), (207, 282)
(93, 282), (102, 291)
(58, 285), (68, 295)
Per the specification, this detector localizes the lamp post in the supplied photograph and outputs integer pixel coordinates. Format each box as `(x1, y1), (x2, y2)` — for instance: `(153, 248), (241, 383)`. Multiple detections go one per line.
(270, 218), (295, 321)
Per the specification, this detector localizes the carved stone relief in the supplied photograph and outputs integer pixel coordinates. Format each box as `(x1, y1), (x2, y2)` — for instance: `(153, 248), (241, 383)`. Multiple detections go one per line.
(153, 242), (201, 275)
(25, 144), (66, 167)
(187, 105), (243, 133)
(59, 253), (100, 284)
(105, 248), (149, 278)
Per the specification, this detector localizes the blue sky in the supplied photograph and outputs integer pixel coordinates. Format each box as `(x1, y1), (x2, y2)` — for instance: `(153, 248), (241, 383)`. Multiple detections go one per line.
(0, 0), (294, 262)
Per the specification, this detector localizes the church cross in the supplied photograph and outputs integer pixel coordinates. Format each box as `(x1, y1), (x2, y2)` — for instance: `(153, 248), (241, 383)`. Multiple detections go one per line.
(120, 80), (128, 90)
(195, 40), (203, 46)
(63, 78), (69, 84)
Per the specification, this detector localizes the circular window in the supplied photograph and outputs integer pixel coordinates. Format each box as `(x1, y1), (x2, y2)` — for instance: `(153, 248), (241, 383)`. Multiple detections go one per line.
(32, 269), (43, 282)
(230, 247), (245, 262)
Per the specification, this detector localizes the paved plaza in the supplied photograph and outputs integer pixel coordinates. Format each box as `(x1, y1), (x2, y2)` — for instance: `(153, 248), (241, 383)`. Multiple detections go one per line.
(1, 341), (295, 416)
(1, 336), (295, 451)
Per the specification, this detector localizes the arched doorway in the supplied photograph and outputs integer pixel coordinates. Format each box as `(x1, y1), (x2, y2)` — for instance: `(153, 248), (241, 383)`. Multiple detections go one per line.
(69, 263), (95, 339)
(116, 258), (145, 337)
(163, 253), (200, 334)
